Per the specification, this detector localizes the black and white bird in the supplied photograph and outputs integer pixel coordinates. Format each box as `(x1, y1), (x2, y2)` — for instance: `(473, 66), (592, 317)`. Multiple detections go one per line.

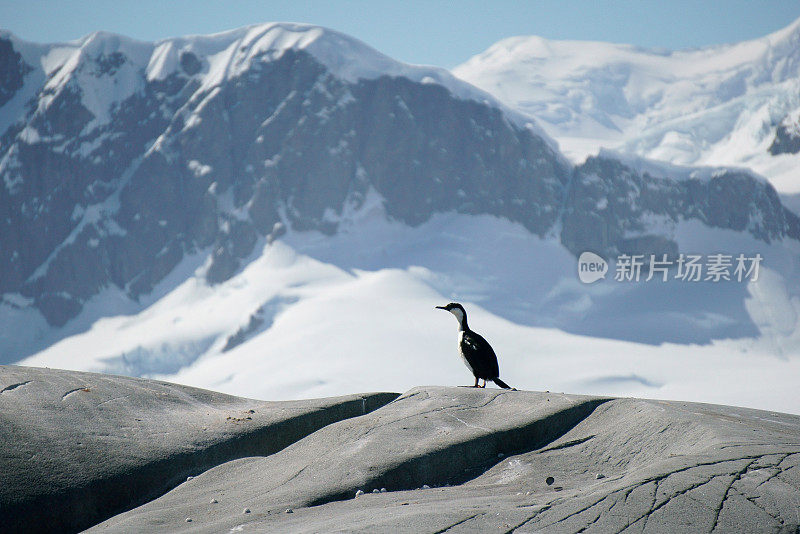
(436, 302), (513, 389)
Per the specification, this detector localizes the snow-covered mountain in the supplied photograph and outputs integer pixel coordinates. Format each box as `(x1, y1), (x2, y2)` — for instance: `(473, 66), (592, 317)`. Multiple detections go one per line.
(2, 23), (800, 412)
(0, 23), (567, 329)
(453, 18), (800, 193)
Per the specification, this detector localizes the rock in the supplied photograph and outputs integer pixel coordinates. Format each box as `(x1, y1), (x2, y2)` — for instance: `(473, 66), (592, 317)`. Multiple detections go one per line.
(545, 476), (555, 485)
(770, 113), (800, 155)
(210, 498), (218, 504)
(185, 517), (192, 523)
(86, 385), (800, 534)
(3, 367), (799, 533)
(595, 473), (605, 479)
(0, 365), (398, 533)
(354, 490), (364, 498)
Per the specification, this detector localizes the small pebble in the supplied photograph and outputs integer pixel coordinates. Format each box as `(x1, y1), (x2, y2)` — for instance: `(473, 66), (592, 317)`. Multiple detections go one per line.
(355, 489), (364, 498)
(525, 491), (532, 496)
(372, 489), (380, 493)
(243, 508), (250, 514)
(596, 473), (605, 480)
(210, 498), (218, 504)
(422, 484), (430, 489)
(380, 488), (387, 493)
(285, 509), (293, 514)
(186, 476), (194, 481)
(497, 453), (504, 458)
(546, 476), (555, 486)
(185, 518), (192, 523)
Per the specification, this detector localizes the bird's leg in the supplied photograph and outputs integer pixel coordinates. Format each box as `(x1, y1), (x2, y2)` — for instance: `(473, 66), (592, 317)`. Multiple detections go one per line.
(479, 379), (486, 388)
(473, 376), (479, 388)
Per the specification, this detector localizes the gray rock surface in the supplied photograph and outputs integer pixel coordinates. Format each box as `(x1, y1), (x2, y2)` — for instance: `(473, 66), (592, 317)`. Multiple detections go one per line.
(86, 385), (800, 533)
(0, 365), (398, 533)
(769, 112), (800, 155)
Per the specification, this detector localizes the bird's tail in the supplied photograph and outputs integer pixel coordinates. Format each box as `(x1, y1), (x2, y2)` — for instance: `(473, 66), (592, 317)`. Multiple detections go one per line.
(493, 378), (513, 390)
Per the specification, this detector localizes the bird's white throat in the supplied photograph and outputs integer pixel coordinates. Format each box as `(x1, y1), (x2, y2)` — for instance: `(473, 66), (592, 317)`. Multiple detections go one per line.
(449, 308), (466, 330)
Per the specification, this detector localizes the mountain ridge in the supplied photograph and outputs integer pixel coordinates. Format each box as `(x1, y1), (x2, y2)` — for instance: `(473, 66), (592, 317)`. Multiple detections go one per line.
(2, 23), (799, 402)
(453, 16), (800, 193)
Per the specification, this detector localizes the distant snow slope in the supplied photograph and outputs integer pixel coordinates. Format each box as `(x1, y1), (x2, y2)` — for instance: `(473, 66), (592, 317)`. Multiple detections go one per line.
(21, 204), (800, 414)
(454, 18), (800, 192)
(4, 23), (800, 416)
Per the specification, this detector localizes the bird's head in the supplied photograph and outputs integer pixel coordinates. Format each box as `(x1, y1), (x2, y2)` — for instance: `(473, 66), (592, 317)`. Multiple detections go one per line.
(435, 302), (467, 326)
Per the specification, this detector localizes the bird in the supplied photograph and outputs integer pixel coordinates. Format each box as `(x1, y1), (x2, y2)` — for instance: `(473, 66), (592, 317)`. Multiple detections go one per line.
(436, 302), (513, 389)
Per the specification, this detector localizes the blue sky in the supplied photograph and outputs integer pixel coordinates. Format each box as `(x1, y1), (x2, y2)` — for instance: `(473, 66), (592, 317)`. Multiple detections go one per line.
(3, 1), (800, 68)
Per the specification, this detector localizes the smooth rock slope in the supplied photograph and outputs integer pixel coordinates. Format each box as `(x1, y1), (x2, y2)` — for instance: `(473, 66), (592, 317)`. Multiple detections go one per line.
(0, 365), (398, 533)
(88, 385), (800, 533)
(3, 366), (800, 533)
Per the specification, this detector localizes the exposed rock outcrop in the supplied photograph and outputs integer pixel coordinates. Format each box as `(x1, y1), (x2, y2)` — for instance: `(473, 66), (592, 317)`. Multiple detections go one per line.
(0, 365), (397, 533)
(2, 366), (799, 533)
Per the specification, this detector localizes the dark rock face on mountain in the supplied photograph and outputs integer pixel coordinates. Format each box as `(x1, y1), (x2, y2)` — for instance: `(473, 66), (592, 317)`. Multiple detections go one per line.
(562, 155), (800, 258)
(0, 32), (568, 327)
(0, 37), (29, 107)
(0, 26), (798, 330)
(770, 112), (800, 155)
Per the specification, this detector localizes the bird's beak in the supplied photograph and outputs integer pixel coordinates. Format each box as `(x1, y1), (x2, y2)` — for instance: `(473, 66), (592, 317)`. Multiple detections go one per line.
(435, 305), (446, 310)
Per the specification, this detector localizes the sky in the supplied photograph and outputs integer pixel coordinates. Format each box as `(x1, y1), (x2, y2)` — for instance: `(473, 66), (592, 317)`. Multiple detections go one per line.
(2, 1), (800, 68)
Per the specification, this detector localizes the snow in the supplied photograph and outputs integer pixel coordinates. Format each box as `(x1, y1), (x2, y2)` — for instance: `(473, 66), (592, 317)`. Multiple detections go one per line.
(18, 126), (40, 144)
(15, 22), (562, 152)
(146, 42), (180, 82)
(4, 23), (800, 416)
(34, 33), (152, 133)
(187, 159), (212, 177)
(597, 148), (767, 183)
(16, 205), (800, 415)
(453, 17), (800, 192)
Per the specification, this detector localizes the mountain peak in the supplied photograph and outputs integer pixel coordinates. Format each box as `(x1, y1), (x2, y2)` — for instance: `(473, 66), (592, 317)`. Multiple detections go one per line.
(765, 15), (800, 44)
(454, 16), (800, 190)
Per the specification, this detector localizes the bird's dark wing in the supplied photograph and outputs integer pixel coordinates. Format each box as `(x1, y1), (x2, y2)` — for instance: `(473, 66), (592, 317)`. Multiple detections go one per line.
(460, 330), (500, 379)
